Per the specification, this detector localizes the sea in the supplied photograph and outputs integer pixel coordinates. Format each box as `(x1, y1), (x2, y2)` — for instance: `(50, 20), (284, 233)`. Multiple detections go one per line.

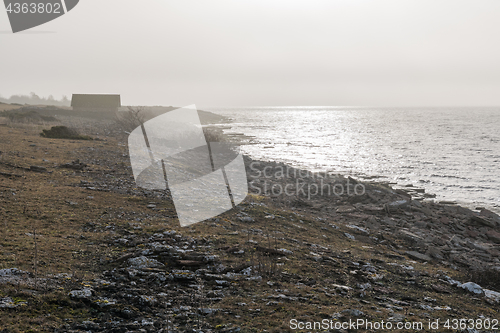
(206, 106), (500, 213)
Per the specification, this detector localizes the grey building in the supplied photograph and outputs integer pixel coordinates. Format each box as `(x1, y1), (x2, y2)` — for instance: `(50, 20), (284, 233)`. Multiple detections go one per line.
(71, 94), (121, 113)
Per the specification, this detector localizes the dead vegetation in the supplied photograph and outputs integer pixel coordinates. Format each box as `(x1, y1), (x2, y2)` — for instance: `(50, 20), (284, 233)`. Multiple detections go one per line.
(40, 126), (92, 140)
(114, 106), (151, 134)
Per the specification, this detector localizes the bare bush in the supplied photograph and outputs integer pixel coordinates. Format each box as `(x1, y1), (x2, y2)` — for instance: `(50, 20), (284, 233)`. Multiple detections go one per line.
(114, 106), (150, 134)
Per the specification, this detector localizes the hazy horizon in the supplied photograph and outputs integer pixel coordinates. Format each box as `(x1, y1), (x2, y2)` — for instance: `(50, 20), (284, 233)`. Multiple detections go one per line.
(2, 0), (500, 108)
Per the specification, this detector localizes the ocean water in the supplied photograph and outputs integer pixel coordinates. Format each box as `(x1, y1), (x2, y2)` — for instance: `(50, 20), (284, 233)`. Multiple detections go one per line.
(207, 107), (500, 212)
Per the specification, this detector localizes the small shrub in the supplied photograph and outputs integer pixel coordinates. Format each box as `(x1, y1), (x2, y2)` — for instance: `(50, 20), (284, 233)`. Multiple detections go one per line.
(40, 126), (92, 140)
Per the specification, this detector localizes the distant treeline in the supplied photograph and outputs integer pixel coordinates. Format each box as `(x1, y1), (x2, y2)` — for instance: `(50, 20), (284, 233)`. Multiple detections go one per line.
(0, 92), (70, 106)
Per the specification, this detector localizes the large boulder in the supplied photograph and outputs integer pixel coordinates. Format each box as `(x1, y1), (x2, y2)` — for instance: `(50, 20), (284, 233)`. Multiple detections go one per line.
(461, 282), (484, 296)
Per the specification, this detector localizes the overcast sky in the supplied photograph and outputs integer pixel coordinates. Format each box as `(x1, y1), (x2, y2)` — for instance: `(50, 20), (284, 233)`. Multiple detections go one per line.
(1, 0), (500, 107)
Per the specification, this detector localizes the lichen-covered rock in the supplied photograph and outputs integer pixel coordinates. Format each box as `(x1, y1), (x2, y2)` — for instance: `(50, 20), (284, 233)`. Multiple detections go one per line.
(128, 256), (165, 269)
(484, 289), (500, 303)
(69, 288), (93, 299)
(460, 282), (484, 295)
(0, 297), (27, 308)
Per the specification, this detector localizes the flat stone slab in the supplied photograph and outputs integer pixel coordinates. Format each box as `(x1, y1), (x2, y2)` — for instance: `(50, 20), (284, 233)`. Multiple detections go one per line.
(486, 230), (500, 244)
(471, 215), (496, 228)
(406, 251), (432, 262)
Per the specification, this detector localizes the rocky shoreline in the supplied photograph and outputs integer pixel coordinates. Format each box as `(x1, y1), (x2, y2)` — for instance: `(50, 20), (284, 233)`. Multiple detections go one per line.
(243, 156), (500, 269)
(1, 117), (500, 332)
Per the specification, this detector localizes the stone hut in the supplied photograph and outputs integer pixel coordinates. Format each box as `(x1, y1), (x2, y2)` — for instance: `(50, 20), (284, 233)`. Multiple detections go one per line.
(71, 94), (121, 113)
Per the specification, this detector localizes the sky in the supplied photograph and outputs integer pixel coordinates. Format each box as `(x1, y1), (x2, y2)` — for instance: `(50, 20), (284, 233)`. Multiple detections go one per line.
(1, 0), (500, 108)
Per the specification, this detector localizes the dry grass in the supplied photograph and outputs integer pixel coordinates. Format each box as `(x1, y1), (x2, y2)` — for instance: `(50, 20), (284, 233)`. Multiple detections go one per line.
(0, 104), (23, 112)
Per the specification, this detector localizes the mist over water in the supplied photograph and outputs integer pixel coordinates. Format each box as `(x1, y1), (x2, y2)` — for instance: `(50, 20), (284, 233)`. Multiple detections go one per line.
(208, 107), (500, 212)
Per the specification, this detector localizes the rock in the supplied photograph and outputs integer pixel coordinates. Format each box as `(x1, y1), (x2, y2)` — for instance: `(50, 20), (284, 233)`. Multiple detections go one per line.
(431, 284), (451, 293)
(0, 268), (30, 284)
(439, 201), (457, 205)
(93, 298), (117, 307)
(336, 205), (356, 213)
(170, 269), (195, 280)
(480, 209), (500, 225)
(78, 321), (99, 330)
(200, 307), (219, 315)
(332, 284), (352, 291)
(388, 313), (405, 322)
(347, 224), (369, 235)
(484, 289), (500, 303)
(433, 306), (452, 311)
(361, 205), (384, 213)
(128, 256), (165, 269)
(444, 276), (462, 287)
(427, 247), (444, 260)
(309, 252), (322, 261)
(344, 233), (355, 240)
(148, 242), (173, 252)
(387, 200), (409, 208)
(470, 241), (491, 251)
(240, 216), (255, 223)
(470, 215), (496, 228)
(373, 286), (393, 294)
(69, 288), (93, 299)
(60, 159), (87, 170)
(341, 309), (364, 317)
(115, 238), (130, 246)
(29, 165), (47, 172)
(203, 254), (220, 262)
(419, 304), (434, 311)
(246, 275), (262, 281)
(0, 268), (27, 277)
(460, 282), (484, 295)
(405, 251), (431, 262)
(414, 221), (428, 228)
(440, 217), (450, 225)
(0, 297), (27, 308)
(398, 231), (424, 246)
(357, 282), (372, 290)
(365, 215), (380, 229)
(139, 295), (157, 306)
(381, 217), (397, 226)
(486, 230), (500, 244)
(277, 248), (293, 255)
(141, 318), (155, 327)
(466, 230), (479, 238)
